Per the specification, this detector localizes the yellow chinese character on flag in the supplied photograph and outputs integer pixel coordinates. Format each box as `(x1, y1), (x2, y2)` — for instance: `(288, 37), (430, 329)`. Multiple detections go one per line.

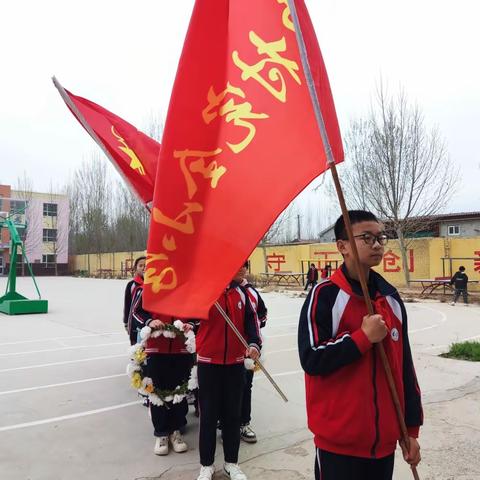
(202, 83), (268, 153)
(233, 32), (301, 103)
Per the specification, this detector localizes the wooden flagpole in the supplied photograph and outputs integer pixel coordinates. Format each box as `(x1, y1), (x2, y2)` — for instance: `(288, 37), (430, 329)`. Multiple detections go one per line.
(214, 302), (288, 403)
(287, 1), (420, 478)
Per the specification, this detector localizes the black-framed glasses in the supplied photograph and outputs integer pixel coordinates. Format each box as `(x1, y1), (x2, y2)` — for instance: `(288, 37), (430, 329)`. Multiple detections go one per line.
(353, 233), (388, 246)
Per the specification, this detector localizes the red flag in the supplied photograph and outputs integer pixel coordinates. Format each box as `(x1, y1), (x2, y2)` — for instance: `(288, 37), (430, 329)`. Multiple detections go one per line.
(144, 0), (343, 318)
(53, 77), (159, 205)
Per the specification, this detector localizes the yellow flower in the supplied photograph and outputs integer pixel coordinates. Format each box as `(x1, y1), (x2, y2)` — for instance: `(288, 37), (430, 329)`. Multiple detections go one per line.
(131, 372), (142, 389)
(134, 349), (147, 363)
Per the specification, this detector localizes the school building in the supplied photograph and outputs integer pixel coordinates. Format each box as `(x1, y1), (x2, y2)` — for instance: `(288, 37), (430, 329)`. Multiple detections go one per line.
(0, 184), (69, 275)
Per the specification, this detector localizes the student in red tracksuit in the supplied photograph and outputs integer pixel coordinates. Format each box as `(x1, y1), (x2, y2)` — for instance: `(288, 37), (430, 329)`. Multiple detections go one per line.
(123, 256), (146, 346)
(132, 290), (194, 456)
(298, 210), (423, 480)
(195, 269), (262, 480)
(239, 261), (268, 444)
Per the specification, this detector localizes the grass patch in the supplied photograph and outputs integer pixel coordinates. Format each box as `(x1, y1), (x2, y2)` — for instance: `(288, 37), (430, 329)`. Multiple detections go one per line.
(440, 341), (480, 361)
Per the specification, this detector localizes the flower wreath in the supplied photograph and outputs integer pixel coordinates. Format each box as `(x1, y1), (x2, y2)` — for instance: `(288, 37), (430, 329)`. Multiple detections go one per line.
(126, 320), (198, 407)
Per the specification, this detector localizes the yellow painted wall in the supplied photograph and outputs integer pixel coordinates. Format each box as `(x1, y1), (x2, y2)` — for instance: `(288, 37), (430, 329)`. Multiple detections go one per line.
(71, 237), (480, 290)
(72, 250), (146, 276)
(249, 237), (480, 291)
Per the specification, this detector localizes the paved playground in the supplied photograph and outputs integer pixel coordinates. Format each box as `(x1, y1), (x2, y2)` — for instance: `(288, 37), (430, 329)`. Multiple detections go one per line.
(0, 277), (479, 480)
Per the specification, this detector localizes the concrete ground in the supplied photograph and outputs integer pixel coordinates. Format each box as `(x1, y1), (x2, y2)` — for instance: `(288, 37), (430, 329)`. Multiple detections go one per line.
(0, 277), (479, 480)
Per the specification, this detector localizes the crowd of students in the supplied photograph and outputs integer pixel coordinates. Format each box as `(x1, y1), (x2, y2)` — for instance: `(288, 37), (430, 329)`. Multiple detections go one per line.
(123, 210), (424, 480)
(124, 258), (267, 480)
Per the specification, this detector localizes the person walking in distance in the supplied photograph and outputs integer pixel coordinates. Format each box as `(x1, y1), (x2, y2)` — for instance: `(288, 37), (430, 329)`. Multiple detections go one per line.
(450, 265), (469, 306)
(305, 263), (319, 291)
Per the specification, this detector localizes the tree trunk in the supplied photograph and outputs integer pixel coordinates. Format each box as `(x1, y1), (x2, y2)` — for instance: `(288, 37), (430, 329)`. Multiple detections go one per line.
(396, 228), (411, 286)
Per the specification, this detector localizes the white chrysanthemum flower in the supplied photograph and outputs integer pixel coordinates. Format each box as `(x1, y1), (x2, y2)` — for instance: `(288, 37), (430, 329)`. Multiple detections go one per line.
(173, 319), (184, 330)
(142, 377), (153, 388)
(126, 363), (141, 376)
(185, 330), (195, 339)
(188, 366), (198, 390)
(128, 344), (142, 356)
(151, 330), (162, 338)
(164, 395), (174, 402)
(149, 393), (163, 407)
(173, 394), (184, 404)
(163, 331), (176, 339)
(140, 326), (152, 340)
(185, 338), (196, 353)
(244, 358), (255, 370)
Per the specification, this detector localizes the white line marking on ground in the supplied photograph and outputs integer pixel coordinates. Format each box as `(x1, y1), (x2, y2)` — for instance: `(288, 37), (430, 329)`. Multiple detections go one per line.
(0, 342), (127, 357)
(0, 374), (125, 396)
(0, 354), (126, 373)
(0, 332), (123, 347)
(408, 304), (448, 334)
(0, 401), (141, 432)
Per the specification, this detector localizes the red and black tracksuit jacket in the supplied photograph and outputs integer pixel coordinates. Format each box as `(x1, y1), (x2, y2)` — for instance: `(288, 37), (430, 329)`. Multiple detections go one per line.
(308, 266), (319, 282)
(298, 264), (423, 459)
(243, 282), (268, 329)
(124, 275), (144, 344)
(196, 282), (261, 365)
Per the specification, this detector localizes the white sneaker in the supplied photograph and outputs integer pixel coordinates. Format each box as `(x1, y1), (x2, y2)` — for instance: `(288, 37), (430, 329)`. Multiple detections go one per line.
(224, 462), (247, 480)
(196, 465), (215, 480)
(154, 436), (169, 455)
(450, 302), (455, 306)
(169, 430), (188, 453)
(240, 424), (257, 443)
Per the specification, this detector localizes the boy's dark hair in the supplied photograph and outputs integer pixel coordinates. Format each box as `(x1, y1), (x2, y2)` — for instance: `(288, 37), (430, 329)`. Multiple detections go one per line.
(334, 210), (379, 240)
(459, 265), (465, 272)
(133, 256), (147, 270)
(244, 260), (250, 269)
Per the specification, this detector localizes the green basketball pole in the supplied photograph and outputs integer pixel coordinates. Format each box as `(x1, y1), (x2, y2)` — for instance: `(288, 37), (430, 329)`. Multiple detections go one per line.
(0, 207), (48, 315)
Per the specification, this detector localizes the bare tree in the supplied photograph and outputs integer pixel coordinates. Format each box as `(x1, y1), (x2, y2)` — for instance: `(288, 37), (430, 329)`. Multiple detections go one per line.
(66, 112), (164, 269)
(340, 83), (459, 284)
(112, 180), (149, 253)
(144, 112), (164, 143)
(67, 156), (112, 269)
(14, 172), (42, 275)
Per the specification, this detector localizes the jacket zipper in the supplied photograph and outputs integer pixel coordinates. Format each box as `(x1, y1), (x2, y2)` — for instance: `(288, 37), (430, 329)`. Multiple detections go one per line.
(223, 293), (228, 364)
(370, 347), (380, 457)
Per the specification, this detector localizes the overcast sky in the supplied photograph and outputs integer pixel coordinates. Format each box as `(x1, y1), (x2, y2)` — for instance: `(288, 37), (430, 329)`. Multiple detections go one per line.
(1, 0), (479, 213)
